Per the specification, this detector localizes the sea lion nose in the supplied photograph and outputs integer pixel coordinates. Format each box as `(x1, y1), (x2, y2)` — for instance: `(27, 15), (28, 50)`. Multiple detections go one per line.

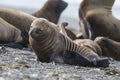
(35, 28), (43, 34)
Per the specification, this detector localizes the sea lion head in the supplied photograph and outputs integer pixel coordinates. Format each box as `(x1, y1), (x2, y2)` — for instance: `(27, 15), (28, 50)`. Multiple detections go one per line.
(95, 37), (112, 57)
(29, 18), (59, 41)
(46, 0), (68, 13)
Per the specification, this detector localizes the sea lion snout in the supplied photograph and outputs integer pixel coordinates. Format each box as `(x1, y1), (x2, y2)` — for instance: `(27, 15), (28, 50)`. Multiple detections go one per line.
(29, 28), (43, 36)
(58, 0), (68, 12)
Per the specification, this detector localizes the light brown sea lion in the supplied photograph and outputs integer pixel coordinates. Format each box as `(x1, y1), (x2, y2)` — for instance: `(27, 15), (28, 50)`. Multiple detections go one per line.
(0, 8), (36, 31)
(80, 0), (120, 41)
(32, 0), (68, 24)
(95, 37), (120, 61)
(59, 22), (77, 40)
(0, 17), (28, 48)
(29, 18), (109, 67)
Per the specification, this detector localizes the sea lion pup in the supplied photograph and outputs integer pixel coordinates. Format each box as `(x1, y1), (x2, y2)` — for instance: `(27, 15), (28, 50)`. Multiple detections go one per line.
(0, 18), (28, 48)
(32, 0), (68, 24)
(29, 18), (109, 67)
(74, 39), (102, 56)
(95, 37), (120, 61)
(80, 0), (120, 41)
(0, 8), (36, 31)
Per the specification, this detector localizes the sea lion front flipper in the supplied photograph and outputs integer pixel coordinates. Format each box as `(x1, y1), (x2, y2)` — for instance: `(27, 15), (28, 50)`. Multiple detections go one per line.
(50, 53), (64, 64)
(59, 22), (68, 36)
(79, 8), (91, 39)
(0, 43), (24, 49)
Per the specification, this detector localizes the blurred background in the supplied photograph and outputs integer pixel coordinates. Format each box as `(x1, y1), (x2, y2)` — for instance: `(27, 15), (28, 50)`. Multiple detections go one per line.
(0, 0), (120, 32)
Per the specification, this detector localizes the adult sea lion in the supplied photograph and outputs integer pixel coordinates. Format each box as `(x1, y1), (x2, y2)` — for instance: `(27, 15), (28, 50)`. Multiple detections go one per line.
(29, 18), (109, 67)
(95, 37), (120, 61)
(0, 8), (36, 31)
(80, 0), (120, 41)
(0, 8), (76, 40)
(79, 7), (91, 39)
(32, 0), (68, 24)
(0, 18), (28, 48)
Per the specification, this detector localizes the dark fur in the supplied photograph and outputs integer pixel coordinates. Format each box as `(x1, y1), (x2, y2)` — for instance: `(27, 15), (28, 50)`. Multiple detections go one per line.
(32, 0), (68, 24)
(80, 0), (120, 41)
(29, 18), (109, 67)
(95, 37), (120, 61)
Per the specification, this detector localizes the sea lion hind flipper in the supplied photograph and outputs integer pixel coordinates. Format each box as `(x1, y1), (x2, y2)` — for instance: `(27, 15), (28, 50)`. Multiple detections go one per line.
(96, 57), (109, 68)
(0, 43), (24, 49)
(65, 50), (94, 67)
(59, 22), (68, 36)
(65, 51), (109, 67)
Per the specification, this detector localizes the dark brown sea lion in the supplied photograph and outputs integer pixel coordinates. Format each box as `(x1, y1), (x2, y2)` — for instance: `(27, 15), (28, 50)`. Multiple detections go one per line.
(95, 37), (120, 61)
(80, 0), (120, 41)
(29, 18), (109, 67)
(32, 0), (68, 24)
(0, 18), (28, 48)
(79, 7), (91, 39)
(0, 8), (76, 40)
(0, 8), (36, 31)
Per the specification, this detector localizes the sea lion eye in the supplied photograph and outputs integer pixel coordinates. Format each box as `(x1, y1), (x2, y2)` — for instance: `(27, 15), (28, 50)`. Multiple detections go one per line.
(34, 28), (43, 34)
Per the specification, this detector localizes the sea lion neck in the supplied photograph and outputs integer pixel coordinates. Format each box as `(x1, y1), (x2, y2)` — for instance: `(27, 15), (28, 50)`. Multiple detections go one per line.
(81, 0), (115, 15)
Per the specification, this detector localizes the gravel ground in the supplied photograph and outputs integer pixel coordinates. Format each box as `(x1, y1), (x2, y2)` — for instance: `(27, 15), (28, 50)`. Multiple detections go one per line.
(0, 46), (120, 80)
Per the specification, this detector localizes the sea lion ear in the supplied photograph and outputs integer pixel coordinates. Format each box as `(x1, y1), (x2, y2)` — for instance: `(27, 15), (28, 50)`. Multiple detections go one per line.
(58, 22), (68, 36)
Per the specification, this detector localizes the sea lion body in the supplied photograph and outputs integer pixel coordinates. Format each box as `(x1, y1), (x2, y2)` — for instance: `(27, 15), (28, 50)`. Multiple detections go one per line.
(0, 8), (36, 31)
(95, 37), (120, 61)
(29, 18), (109, 67)
(80, 0), (120, 41)
(32, 0), (68, 24)
(0, 18), (23, 43)
(74, 39), (102, 56)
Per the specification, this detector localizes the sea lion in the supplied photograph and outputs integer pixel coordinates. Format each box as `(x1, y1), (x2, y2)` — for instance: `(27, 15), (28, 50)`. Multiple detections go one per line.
(29, 18), (109, 67)
(0, 8), (36, 31)
(0, 8), (76, 40)
(32, 0), (68, 24)
(80, 0), (120, 41)
(74, 39), (102, 56)
(59, 22), (77, 40)
(95, 37), (120, 61)
(79, 7), (91, 39)
(0, 18), (28, 48)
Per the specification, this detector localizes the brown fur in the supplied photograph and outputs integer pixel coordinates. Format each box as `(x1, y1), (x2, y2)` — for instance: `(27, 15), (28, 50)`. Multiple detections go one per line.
(32, 0), (68, 24)
(29, 18), (108, 66)
(0, 8), (36, 31)
(95, 37), (120, 61)
(0, 18), (23, 43)
(80, 0), (120, 41)
(74, 39), (102, 56)
(29, 18), (65, 62)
